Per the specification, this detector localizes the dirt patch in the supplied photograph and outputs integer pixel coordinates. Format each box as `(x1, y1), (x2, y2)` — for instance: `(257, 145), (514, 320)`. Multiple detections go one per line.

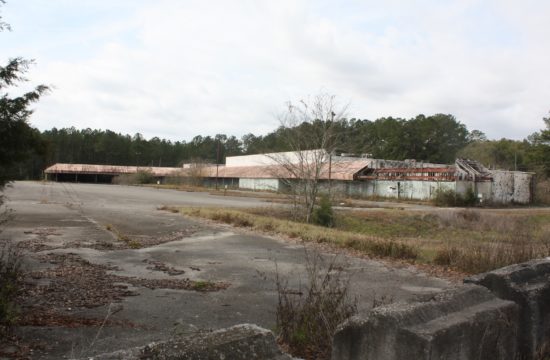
(18, 253), (229, 330)
(0, 335), (34, 359)
(144, 259), (186, 275)
(129, 228), (202, 248)
(18, 226), (204, 253)
(23, 252), (228, 304)
(7, 251), (230, 357)
(18, 308), (140, 328)
(23, 253), (137, 309)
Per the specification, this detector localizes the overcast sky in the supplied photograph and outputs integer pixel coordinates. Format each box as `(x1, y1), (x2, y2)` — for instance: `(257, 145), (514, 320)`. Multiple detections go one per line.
(3, 0), (550, 142)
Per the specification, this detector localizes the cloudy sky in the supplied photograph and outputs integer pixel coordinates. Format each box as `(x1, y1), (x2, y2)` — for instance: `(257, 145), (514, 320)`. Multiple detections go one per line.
(2, 0), (550, 141)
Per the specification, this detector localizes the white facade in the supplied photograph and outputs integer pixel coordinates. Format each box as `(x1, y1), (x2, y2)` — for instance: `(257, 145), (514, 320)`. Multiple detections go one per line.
(226, 149), (366, 168)
(226, 150), (327, 167)
(346, 180), (456, 200)
(238, 178), (280, 191)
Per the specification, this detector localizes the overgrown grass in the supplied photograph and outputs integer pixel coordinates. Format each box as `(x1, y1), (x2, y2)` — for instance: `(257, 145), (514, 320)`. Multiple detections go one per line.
(340, 208), (550, 273)
(431, 211), (550, 273)
(179, 208), (419, 261)
(176, 206), (550, 274)
(191, 280), (218, 291)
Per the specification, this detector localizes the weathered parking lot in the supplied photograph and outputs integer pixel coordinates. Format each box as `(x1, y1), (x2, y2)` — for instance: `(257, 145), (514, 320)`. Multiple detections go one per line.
(2, 182), (452, 359)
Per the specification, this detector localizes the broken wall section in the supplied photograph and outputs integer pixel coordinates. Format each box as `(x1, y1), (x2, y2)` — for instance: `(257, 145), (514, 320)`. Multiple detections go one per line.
(490, 171), (534, 204)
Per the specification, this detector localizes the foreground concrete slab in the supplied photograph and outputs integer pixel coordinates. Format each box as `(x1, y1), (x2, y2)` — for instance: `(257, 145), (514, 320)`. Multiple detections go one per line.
(84, 324), (295, 360)
(465, 258), (550, 359)
(332, 285), (518, 360)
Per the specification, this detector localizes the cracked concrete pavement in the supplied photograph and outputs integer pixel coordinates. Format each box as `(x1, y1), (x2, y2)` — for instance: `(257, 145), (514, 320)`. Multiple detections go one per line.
(1, 182), (452, 359)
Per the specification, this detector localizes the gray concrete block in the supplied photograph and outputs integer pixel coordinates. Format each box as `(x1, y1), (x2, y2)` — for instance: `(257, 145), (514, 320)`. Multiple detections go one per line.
(86, 324), (296, 360)
(332, 285), (518, 360)
(465, 258), (550, 359)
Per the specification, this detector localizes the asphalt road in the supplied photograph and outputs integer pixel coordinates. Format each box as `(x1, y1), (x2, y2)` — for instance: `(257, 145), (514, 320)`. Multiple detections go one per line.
(2, 182), (452, 359)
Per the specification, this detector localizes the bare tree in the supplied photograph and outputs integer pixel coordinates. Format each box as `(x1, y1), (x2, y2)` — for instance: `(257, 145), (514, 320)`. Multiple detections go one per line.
(186, 160), (209, 187)
(169, 158), (211, 187)
(269, 93), (348, 223)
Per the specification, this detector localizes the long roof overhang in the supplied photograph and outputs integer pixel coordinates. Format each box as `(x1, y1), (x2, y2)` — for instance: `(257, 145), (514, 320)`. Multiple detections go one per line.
(45, 160), (371, 181)
(44, 164), (181, 177)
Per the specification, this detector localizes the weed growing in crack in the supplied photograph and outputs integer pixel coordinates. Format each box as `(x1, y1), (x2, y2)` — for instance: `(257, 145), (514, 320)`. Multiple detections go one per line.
(105, 224), (142, 249)
(274, 250), (357, 360)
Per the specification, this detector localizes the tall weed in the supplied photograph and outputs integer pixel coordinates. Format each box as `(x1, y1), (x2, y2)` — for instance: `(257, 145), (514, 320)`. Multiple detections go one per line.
(275, 251), (357, 359)
(0, 239), (22, 334)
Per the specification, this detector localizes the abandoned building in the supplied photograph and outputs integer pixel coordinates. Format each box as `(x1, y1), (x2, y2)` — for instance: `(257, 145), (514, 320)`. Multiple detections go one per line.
(44, 150), (535, 204)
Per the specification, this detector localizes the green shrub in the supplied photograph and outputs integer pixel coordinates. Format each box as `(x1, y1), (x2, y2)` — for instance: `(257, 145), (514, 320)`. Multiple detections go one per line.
(433, 188), (477, 207)
(433, 189), (456, 206)
(463, 188), (478, 206)
(135, 170), (155, 184)
(313, 195), (334, 227)
(112, 170), (155, 185)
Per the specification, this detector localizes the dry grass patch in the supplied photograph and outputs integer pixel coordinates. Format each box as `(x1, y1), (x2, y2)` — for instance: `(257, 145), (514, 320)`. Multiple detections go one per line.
(175, 206), (550, 274)
(431, 210), (550, 273)
(179, 208), (418, 261)
(342, 208), (550, 273)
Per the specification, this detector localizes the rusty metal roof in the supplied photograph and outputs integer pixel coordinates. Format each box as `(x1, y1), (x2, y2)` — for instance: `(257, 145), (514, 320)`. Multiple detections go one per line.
(44, 164), (181, 176)
(45, 160), (370, 181)
(172, 159), (369, 181)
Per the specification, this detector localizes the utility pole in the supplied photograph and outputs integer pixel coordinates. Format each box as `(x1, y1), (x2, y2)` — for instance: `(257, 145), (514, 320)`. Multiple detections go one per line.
(328, 152), (332, 197)
(328, 111), (335, 197)
(216, 140), (220, 190)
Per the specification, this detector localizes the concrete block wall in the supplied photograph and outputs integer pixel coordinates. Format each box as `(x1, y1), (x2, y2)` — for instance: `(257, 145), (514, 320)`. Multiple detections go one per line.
(491, 171), (534, 204)
(332, 259), (550, 360)
(332, 285), (519, 360)
(513, 172), (534, 204)
(465, 259), (550, 359)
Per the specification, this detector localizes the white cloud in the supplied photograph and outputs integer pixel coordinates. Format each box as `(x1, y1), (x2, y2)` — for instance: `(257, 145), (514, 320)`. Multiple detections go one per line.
(4, 0), (550, 141)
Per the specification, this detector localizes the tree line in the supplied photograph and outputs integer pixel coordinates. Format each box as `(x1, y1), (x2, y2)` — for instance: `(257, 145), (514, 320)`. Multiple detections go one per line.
(2, 0), (549, 186)
(9, 113), (550, 181)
